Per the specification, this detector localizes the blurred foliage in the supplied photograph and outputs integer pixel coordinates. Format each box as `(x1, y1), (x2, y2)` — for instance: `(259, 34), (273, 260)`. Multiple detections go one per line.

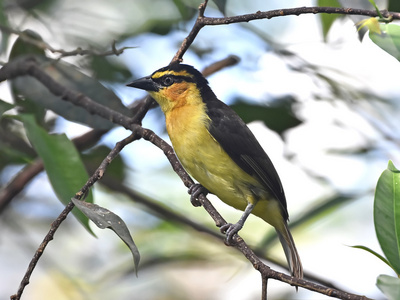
(10, 32), (133, 130)
(231, 96), (302, 136)
(369, 23), (400, 61)
(1, 0), (400, 299)
(377, 275), (400, 300)
(318, 0), (341, 41)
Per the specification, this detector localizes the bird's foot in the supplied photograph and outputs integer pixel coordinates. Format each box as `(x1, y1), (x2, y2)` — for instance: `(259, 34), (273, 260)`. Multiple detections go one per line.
(220, 222), (243, 245)
(188, 184), (208, 207)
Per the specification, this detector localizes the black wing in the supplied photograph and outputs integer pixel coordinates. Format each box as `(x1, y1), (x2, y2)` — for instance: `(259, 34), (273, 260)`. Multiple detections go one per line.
(205, 97), (289, 220)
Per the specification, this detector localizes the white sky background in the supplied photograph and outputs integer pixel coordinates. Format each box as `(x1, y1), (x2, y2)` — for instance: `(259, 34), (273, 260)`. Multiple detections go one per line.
(1, 0), (400, 299)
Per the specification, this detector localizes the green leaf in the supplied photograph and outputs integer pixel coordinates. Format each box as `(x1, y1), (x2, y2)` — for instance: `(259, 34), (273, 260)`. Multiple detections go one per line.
(389, 0), (400, 13)
(0, 116), (37, 171)
(0, 99), (14, 116)
(377, 275), (400, 300)
(231, 96), (302, 136)
(318, 0), (341, 41)
(172, 0), (197, 20)
(82, 146), (125, 182)
(0, 2), (9, 54)
(369, 23), (400, 61)
(20, 114), (95, 235)
(212, 0), (227, 15)
(90, 56), (133, 83)
(351, 245), (393, 270)
(71, 198), (140, 274)
(368, 0), (381, 16)
(9, 30), (46, 60)
(374, 160), (400, 276)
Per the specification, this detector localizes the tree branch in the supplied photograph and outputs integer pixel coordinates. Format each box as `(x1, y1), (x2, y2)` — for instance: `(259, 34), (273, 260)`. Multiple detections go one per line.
(173, 4), (400, 62)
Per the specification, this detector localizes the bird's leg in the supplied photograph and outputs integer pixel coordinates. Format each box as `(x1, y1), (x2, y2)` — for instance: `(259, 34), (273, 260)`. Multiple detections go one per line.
(220, 202), (255, 245)
(188, 183), (208, 207)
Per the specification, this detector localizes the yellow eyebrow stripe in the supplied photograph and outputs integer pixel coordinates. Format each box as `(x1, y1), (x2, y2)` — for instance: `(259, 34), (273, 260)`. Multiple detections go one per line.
(152, 70), (194, 79)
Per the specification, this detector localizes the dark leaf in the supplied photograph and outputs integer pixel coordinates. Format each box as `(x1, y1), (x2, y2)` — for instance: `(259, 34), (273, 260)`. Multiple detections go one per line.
(10, 31), (132, 129)
(90, 56), (133, 83)
(0, 116), (36, 171)
(146, 18), (180, 35)
(0, 99), (14, 115)
(231, 96), (302, 136)
(389, 0), (400, 12)
(82, 145), (125, 182)
(5, 0), (55, 11)
(8, 30), (46, 59)
(0, 3), (10, 54)
(11, 56), (132, 129)
(71, 198), (140, 274)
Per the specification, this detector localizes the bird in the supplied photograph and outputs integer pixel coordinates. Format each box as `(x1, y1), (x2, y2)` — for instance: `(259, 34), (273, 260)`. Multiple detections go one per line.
(127, 62), (303, 279)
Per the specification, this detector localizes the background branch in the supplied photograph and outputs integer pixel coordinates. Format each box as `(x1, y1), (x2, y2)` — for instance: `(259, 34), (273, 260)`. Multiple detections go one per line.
(173, 4), (400, 62)
(0, 25), (132, 59)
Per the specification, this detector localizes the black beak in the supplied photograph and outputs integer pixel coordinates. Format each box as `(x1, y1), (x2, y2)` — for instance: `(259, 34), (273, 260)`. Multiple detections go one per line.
(127, 76), (159, 92)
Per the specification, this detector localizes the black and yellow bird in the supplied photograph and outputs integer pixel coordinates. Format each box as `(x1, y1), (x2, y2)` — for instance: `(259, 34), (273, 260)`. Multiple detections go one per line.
(128, 63), (303, 278)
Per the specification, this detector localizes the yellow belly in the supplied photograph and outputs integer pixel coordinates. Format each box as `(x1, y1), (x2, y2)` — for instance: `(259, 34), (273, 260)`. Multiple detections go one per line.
(166, 105), (275, 217)
(147, 78), (284, 230)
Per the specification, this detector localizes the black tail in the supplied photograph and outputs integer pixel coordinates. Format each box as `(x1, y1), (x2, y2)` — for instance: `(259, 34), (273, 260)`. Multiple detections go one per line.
(276, 222), (303, 279)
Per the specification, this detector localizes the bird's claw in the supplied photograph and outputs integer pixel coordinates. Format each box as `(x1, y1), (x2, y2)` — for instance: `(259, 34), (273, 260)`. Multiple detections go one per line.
(188, 184), (208, 207)
(220, 222), (243, 245)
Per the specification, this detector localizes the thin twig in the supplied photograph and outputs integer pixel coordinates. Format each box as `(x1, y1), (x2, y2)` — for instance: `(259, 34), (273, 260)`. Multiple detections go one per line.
(0, 25), (133, 58)
(262, 275), (268, 300)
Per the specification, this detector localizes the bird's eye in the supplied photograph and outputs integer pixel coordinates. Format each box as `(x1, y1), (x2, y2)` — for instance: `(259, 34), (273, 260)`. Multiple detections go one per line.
(162, 76), (174, 86)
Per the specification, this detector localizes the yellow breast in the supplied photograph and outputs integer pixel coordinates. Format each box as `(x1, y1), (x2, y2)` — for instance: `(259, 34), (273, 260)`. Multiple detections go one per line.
(165, 101), (263, 211)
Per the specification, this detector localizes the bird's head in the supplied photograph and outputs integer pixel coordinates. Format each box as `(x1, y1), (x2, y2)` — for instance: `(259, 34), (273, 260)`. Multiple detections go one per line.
(127, 63), (210, 113)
